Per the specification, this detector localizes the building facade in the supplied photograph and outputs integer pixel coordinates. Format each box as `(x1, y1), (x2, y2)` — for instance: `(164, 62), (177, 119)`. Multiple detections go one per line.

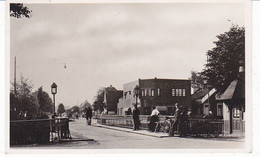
(117, 78), (191, 115)
(104, 86), (123, 114)
(117, 80), (139, 115)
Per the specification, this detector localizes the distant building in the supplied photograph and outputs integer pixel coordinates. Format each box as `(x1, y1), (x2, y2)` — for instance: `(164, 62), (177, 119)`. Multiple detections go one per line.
(104, 85), (123, 114)
(117, 80), (139, 115)
(117, 78), (191, 115)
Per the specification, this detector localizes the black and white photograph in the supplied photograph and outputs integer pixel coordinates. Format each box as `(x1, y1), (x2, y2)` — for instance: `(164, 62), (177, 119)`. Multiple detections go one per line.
(6, 0), (251, 153)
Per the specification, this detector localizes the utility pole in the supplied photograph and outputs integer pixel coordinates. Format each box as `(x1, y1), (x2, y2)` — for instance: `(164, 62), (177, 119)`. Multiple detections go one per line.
(14, 57), (17, 96)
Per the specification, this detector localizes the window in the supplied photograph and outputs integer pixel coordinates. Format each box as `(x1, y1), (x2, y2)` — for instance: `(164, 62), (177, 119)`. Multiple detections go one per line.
(176, 89), (182, 96)
(182, 89), (186, 96)
(151, 89), (155, 96)
(141, 89), (145, 96)
(204, 103), (210, 115)
(172, 89), (175, 96)
(145, 89), (148, 96)
(217, 103), (223, 116)
(233, 108), (240, 118)
(148, 89), (151, 96)
(157, 88), (160, 96)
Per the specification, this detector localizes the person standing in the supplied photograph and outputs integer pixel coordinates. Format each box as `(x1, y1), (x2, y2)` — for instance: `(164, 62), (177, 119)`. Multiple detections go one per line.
(133, 104), (140, 131)
(86, 106), (93, 125)
(149, 106), (160, 132)
(169, 103), (180, 136)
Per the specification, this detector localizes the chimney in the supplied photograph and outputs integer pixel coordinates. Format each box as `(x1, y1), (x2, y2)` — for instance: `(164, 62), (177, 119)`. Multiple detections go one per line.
(239, 60), (244, 73)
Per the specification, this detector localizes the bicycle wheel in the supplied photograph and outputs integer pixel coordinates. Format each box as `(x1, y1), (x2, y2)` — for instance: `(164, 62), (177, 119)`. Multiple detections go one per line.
(163, 122), (171, 133)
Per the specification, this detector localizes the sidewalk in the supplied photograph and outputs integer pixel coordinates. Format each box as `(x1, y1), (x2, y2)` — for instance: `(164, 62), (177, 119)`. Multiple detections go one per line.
(91, 123), (169, 138)
(90, 119), (245, 141)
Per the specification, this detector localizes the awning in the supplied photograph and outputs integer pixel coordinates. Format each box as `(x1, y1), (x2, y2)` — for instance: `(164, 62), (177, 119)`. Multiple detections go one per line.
(156, 106), (168, 111)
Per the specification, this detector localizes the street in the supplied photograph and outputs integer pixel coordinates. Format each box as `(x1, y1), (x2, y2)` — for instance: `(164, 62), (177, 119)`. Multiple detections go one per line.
(11, 118), (244, 149)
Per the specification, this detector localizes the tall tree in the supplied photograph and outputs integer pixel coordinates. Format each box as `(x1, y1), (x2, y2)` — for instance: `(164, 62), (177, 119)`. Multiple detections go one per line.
(10, 76), (39, 119)
(189, 71), (206, 89)
(10, 3), (31, 18)
(32, 87), (53, 114)
(201, 25), (245, 93)
(57, 103), (66, 115)
(92, 87), (105, 112)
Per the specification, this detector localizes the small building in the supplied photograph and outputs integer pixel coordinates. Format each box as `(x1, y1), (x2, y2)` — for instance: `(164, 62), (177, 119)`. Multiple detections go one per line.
(117, 78), (191, 115)
(191, 88), (222, 118)
(104, 85), (123, 114)
(216, 61), (245, 136)
(217, 79), (245, 135)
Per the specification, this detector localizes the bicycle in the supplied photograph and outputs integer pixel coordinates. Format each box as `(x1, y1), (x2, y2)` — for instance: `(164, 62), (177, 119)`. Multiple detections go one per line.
(154, 117), (172, 133)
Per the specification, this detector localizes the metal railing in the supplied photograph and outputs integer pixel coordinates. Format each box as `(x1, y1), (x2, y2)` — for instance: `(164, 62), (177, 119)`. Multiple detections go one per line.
(95, 115), (224, 135)
(10, 117), (71, 145)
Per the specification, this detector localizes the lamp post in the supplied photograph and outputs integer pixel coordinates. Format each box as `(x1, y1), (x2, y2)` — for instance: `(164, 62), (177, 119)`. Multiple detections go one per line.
(134, 85), (140, 107)
(51, 83), (57, 116)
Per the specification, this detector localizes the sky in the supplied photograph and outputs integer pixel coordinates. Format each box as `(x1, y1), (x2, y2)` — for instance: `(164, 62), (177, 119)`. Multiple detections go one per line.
(10, 2), (245, 109)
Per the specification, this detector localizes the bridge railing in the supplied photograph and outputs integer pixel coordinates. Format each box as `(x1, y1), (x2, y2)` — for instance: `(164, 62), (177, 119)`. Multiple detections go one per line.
(10, 117), (71, 145)
(95, 115), (173, 130)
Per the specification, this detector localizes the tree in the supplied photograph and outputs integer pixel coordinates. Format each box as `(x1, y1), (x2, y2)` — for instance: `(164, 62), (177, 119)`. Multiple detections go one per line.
(57, 103), (66, 115)
(80, 100), (91, 114)
(32, 87), (53, 114)
(201, 25), (245, 93)
(189, 71), (206, 89)
(10, 3), (31, 18)
(70, 106), (80, 113)
(92, 87), (105, 112)
(10, 76), (39, 119)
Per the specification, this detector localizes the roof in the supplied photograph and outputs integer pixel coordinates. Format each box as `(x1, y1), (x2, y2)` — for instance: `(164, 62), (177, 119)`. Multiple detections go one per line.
(217, 78), (245, 101)
(140, 78), (190, 82)
(192, 89), (209, 100)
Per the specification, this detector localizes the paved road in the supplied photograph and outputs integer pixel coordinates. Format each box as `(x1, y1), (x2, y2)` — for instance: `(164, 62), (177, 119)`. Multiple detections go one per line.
(66, 119), (245, 149)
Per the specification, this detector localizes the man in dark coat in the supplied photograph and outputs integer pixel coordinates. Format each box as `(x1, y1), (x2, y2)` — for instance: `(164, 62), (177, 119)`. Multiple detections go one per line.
(86, 106), (93, 125)
(133, 104), (140, 131)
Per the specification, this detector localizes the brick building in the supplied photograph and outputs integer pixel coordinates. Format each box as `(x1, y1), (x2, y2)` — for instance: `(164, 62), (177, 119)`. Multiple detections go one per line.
(117, 78), (191, 115)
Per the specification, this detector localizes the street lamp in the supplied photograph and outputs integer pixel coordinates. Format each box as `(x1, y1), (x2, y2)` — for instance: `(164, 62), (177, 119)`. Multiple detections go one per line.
(134, 85), (140, 107)
(51, 83), (57, 116)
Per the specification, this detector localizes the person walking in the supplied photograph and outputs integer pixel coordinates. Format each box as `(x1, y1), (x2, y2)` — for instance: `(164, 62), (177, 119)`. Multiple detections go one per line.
(133, 104), (140, 131)
(86, 106), (93, 125)
(149, 106), (160, 132)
